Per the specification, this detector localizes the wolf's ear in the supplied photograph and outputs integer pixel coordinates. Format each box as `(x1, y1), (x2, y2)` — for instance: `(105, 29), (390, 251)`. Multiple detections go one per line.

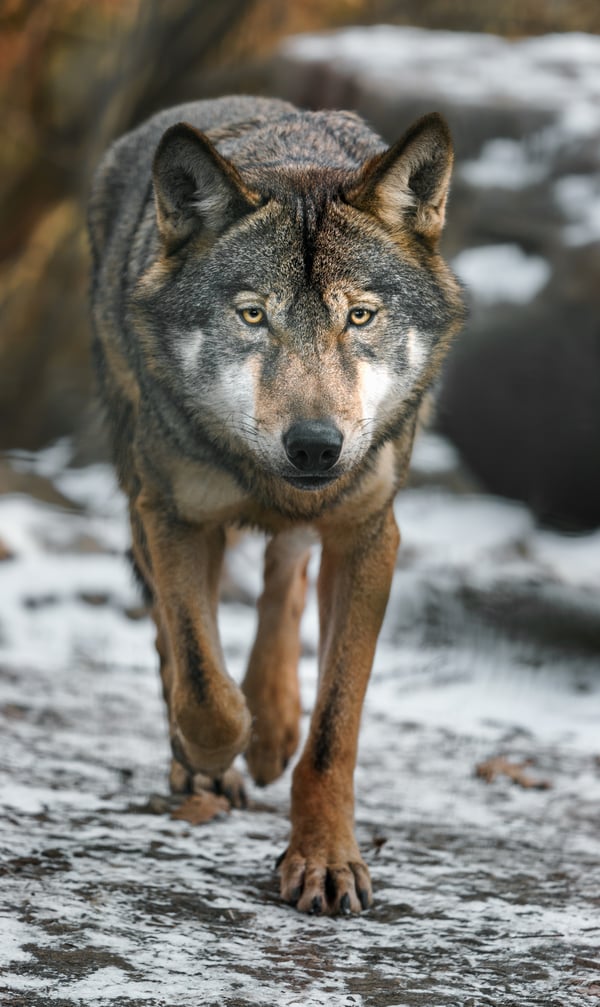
(347, 113), (453, 243)
(153, 122), (259, 252)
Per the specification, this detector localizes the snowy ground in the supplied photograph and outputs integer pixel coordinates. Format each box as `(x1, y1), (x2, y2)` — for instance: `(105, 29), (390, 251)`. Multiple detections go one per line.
(0, 435), (599, 1006)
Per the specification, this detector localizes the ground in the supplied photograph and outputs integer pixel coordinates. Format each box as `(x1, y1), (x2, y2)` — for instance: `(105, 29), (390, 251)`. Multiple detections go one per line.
(0, 434), (599, 1007)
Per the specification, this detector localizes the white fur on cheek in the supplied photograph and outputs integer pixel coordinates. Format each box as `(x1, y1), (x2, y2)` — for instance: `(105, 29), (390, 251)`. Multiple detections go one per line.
(358, 360), (393, 422)
(206, 358), (257, 440)
(406, 327), (428, 373)
(357, 329), (429, 433)
(177, 328), (204, 372)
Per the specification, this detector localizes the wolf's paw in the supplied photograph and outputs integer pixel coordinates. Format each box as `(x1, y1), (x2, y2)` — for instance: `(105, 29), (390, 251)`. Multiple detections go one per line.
(245, 714), (300, 787)
(171, 686), (252, 778)
(170, 716), (251, 780)
(243, 681), (301, 787)
(277, 847), (372, 916)
(169, 759), (247, 808)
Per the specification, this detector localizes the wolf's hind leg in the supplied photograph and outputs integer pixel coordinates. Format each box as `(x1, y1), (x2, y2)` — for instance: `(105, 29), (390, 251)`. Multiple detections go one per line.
(243, 530), (312, 787)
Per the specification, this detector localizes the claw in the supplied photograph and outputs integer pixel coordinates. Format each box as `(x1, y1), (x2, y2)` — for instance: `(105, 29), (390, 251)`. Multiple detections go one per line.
(339, 893), (351, 915)
(359, 888), (371, 911)
(280, 850), (371, 915)
(216, 774), (247, 809)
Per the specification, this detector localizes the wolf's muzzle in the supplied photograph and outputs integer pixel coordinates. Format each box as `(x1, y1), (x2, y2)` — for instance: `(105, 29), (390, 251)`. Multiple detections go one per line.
(283, 420), (343, 476)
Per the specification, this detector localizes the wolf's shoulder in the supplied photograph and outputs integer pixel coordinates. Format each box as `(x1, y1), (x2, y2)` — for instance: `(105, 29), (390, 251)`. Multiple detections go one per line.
(93, 96), (298, 195)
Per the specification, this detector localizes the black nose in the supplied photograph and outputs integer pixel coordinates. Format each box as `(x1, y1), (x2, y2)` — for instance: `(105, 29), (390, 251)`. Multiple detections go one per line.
(283, 420), (343, 473)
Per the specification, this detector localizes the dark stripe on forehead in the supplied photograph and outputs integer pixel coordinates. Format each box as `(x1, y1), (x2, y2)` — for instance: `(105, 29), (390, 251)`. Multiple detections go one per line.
(293, 186), (337, 289)
(299, 193), (318, 282)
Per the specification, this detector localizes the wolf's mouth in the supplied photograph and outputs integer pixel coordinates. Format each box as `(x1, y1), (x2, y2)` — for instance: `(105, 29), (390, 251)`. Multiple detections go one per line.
(283, 474), (338, 492)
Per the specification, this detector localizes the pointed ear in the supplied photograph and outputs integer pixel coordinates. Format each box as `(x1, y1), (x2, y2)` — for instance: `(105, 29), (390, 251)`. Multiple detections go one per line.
(347, 113), (454, 243)
(152, 122), (260, 252)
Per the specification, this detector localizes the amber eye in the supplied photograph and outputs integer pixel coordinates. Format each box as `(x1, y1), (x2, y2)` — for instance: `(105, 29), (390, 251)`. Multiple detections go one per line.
(347, 307), (375, 327)
(239, 306), (265, 326)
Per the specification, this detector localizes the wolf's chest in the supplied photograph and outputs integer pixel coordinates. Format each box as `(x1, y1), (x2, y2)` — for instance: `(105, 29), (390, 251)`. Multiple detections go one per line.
(170, 459), (249, 523)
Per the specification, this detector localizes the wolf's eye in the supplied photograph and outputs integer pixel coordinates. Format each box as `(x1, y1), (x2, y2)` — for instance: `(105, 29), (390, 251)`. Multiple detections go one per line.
(238, 307), (265, 326)
(347, 307), (375, 327)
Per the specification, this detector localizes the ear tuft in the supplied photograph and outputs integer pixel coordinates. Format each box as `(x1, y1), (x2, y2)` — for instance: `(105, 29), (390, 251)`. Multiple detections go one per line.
(152, 122), (258, 252)
(348, 113), (454, 243)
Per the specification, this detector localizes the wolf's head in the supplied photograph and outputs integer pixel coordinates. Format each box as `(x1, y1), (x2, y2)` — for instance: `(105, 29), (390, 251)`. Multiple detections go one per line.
(133, 112), (464, 498)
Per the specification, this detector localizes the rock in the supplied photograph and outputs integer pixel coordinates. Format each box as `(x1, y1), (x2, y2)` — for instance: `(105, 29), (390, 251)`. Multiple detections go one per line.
(0, 200), (92, 450)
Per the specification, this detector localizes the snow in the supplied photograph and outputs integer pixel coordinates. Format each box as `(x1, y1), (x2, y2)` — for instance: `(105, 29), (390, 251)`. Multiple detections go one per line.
(1, 435), (599, 1005)
(451, 244), (551, 304)
(532, 527), (600, 588)
(409, 431), (461, 476)
(460, 138), (548, 190)
(553, 174), (600, 246)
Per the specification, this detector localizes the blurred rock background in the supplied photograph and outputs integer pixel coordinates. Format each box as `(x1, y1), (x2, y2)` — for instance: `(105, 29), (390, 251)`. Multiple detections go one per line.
(2, 0), (599, 527)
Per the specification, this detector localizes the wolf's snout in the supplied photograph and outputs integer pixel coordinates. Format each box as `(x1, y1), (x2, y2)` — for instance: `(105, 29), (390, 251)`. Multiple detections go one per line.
(283, 420), (343, 473)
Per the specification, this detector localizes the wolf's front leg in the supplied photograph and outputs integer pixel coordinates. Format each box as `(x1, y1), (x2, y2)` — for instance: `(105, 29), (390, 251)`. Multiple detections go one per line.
(135, 504), (251, 780)
(278, 504), (399, 914)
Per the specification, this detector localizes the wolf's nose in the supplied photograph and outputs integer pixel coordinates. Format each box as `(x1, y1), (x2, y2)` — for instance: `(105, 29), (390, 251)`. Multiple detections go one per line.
(283, 420), (343, 473)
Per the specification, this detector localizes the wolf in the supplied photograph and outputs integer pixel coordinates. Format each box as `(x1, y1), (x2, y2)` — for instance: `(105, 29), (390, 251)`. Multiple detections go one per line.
(88, 95), (464, 915)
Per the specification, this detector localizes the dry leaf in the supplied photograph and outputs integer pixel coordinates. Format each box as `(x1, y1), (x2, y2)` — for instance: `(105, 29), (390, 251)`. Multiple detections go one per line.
(476, 755), (551, 790)
(170, 793), (230, 825)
